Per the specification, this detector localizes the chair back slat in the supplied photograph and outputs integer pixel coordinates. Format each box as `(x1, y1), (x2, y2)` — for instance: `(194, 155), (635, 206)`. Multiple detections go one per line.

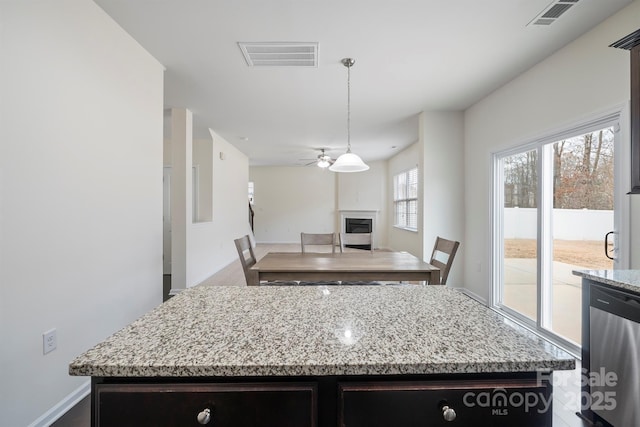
(338, 232), (373, 253)
(300, 232), (336, 253)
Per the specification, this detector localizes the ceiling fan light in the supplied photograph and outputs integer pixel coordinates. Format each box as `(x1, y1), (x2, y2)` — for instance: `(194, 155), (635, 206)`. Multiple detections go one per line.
(317, 158), (331, 168)
(329, 152), (369, 172)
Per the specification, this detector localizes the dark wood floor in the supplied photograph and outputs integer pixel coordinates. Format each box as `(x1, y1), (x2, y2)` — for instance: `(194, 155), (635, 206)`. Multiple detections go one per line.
(50, 396), (90, 427)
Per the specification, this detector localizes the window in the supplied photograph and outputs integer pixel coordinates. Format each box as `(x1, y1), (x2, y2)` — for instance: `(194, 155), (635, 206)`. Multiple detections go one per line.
(393, 167), (418, 230)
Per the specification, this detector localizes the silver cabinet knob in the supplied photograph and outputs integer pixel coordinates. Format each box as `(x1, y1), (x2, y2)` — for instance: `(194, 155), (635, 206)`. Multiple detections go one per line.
(441, 405), (456, 422)
(197, 408), (211, 425)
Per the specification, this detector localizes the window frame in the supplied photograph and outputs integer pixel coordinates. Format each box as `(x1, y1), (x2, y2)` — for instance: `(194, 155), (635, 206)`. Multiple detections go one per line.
(491, 109), (629, 357)
(393, 167), (418, 231)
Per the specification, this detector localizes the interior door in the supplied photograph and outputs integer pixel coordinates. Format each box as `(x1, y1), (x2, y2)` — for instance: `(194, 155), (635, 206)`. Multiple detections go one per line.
(163, 166), (171, 274)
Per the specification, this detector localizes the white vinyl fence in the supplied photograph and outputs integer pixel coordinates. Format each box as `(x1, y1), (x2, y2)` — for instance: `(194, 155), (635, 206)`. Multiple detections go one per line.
(504, 208), (612, 241)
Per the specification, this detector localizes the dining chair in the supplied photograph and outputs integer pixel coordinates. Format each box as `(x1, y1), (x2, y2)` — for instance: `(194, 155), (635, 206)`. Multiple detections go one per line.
(429, 236), (460, 285)
(234, 234), (297, 286)
(338, 232), (374, 253)
(234, 235), (259, 286)
(299, 232), (339, 284)
(300, 232), (337, 253)
(337, 232), (380, 285)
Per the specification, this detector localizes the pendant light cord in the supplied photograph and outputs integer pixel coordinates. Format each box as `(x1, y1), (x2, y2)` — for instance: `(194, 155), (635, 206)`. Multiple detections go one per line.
(346, 60), (351, 153)
(330, 58), (369, 172)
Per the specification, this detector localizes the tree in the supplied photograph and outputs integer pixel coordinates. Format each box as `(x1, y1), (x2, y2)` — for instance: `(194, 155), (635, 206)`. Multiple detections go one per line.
(504, 149), (537, 208)
(554, 129), (613, 210)
(504, 127), (614, 210)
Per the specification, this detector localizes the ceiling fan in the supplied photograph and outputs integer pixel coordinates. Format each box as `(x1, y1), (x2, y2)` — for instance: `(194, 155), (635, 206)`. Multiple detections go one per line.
(301, 148), (335, 168)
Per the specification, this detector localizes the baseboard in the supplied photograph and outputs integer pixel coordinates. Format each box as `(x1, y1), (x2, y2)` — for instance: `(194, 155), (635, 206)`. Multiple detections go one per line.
(28, 380), (90, 427)
(451, 286), (488, 305)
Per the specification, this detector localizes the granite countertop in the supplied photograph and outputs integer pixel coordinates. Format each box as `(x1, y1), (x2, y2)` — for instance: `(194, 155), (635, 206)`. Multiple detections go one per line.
(69, 285), (574, 378)
(573, 269), (640, 294)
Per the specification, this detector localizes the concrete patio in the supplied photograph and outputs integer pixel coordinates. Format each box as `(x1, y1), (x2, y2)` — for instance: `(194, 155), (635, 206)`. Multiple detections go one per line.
(504, 258), (584, 345)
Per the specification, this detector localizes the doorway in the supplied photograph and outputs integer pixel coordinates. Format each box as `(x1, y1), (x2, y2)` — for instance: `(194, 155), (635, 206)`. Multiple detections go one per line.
(492, 111), (629, 354)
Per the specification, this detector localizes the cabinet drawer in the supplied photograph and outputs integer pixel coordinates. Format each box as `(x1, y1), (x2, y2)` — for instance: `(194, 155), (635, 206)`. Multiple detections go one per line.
(95, 382), (316, 427)
(339, 379), (551, 427)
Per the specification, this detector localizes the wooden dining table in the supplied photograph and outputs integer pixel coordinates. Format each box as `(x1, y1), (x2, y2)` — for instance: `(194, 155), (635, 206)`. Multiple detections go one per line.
(249, 251), (441, 285)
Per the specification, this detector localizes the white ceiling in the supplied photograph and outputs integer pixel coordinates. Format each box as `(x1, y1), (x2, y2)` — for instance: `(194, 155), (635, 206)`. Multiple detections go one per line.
(94, 0), (632, 166)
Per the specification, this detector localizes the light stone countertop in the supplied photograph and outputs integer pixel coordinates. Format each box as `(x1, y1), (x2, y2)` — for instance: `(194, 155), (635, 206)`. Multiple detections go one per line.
(69, 285), (575, 378)
(572, 269), (640, 294)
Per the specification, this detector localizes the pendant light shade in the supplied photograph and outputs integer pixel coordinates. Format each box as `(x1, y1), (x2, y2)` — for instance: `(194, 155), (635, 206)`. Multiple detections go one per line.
(330, 152), (369, 172)
(329, 58), (369, 173)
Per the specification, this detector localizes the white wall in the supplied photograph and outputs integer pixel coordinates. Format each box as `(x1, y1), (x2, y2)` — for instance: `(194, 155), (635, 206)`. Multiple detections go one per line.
(249, 166), (337, 243)
(164, 124), (250, 290)
(187, 131), (251, 286)
(250, 162), (389, 246)
(193, 138), (213, 222)
(421, 111), (465, 286)
(0, 1), (164, 426)
(168, 108), (192, 291)
(464, 1), (640, 302)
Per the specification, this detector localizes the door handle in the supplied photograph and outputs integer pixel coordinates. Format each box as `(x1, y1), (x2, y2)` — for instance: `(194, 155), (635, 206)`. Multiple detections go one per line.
(604, 231), (615, 260)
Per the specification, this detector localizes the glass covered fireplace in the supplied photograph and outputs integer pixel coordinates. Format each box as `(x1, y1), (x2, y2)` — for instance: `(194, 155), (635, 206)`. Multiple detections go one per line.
(345, 218), (373, 250)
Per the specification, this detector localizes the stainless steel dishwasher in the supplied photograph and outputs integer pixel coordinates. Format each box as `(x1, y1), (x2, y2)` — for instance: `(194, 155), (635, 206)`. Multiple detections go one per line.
(590, 284), (640, 427)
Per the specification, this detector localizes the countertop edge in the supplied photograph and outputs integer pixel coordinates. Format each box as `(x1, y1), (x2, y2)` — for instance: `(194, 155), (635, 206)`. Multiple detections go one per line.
(69, 360), (576, 378)
(573, 269), (640, 294)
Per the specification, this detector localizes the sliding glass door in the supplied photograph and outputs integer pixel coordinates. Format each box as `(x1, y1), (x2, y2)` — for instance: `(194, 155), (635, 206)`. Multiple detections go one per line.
(493, 113), (627, 353)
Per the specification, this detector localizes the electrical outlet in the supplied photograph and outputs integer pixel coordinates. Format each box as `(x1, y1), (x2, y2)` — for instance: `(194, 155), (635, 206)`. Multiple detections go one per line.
(43, 329), (57, 355)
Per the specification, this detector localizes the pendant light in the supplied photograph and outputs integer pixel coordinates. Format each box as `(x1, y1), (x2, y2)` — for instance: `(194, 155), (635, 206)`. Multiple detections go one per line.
(329, 58), (369, 173)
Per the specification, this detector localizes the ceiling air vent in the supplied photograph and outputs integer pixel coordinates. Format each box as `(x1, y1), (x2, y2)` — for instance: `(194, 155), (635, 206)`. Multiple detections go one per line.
(528, 0), (580, 26)
(238, 42), (318, 67)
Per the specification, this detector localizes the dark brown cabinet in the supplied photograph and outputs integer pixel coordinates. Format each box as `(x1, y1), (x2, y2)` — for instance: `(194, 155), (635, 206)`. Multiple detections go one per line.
(94, 382), (317, 427)
(611, 29), (640, 193)
(339, 379), (551, 427)
(92, 375), (552, 427)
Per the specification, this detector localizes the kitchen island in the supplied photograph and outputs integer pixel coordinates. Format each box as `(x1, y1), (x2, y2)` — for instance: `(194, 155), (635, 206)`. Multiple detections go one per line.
(70, 285), (574, 426)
